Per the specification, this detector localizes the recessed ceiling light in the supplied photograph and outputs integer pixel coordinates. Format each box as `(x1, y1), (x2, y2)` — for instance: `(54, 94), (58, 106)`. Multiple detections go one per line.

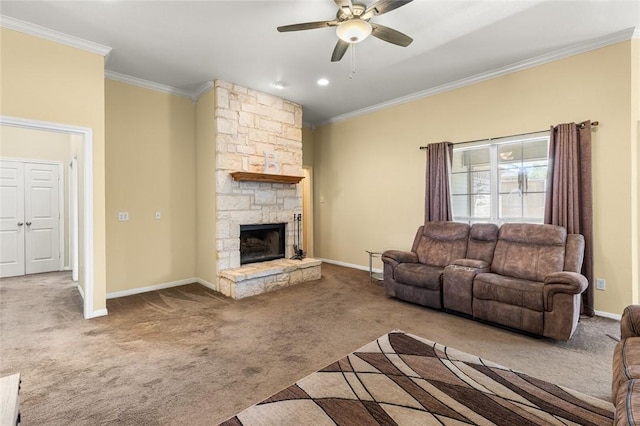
(271, 81), (286, 89)
(317, 78), (329, 86)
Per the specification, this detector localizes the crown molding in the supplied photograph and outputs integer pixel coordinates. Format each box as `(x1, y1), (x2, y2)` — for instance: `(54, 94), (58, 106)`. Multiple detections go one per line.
(105, 70), (195, 99)
(633, 28), (640, 39)
(319, 27), (636, 126)
(0, 14), (112, 58)
(191, 81), (214, 102)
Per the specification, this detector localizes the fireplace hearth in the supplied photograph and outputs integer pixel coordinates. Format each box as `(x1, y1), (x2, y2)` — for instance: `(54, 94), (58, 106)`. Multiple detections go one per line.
(240, 223), (286, 265)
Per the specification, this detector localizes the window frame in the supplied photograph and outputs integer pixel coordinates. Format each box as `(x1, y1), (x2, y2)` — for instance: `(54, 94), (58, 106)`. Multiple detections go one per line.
(451, 132), (550, 226)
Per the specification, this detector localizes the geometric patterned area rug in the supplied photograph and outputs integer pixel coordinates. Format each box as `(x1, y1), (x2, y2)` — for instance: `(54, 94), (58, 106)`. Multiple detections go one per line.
(220, 331), (614, 426)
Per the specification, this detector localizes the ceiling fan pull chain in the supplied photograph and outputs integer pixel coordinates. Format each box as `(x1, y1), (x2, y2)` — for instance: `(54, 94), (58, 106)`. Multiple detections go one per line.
(349, 43), (357, 79)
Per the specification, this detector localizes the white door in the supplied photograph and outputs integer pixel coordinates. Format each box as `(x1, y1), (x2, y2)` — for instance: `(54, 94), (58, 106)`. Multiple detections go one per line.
(0, 161), (26, 277)
(24, 163), (60, 274)
(0, 160), (60, 277)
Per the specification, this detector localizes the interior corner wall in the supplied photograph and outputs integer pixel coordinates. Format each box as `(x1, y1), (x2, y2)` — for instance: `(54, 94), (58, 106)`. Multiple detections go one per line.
(105, 79), (196, 293)
(302, 126), (314, 167)
(0, 27), (106, 312)
(0, 126), (73, 267)
(313, 40), (634, 316)
(632, 37), (640, 305)
(196, 87), (217, 285)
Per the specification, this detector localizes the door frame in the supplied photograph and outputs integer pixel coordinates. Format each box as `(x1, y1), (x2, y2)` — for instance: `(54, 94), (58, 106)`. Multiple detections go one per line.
(0, 116), (98, 319)
(70, 156), (79, 282)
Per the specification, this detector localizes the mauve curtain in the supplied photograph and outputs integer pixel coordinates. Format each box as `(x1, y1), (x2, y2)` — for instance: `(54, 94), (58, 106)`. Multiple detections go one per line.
(544, 121), (594, 316)
(424, 142), (454, 222)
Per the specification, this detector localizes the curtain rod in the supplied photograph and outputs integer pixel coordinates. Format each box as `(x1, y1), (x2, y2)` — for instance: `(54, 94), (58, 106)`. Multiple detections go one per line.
(419, 121), (599, 150)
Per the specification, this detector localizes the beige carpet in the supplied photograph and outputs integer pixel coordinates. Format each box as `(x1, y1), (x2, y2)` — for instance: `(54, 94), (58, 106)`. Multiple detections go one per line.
(221, 331), (614, 425)
(0, 263), (619, 425)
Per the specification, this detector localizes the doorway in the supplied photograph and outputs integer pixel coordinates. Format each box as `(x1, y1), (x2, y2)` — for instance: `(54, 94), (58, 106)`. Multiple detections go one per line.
(0, 116), (98, 319)
(0, 159), (64, 277)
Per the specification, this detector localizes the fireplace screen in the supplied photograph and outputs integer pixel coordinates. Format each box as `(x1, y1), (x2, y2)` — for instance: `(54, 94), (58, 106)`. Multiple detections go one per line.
(240, 223), (286, 265)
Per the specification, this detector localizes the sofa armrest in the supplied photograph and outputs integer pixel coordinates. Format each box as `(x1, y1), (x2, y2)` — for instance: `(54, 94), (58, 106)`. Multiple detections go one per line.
(449, 258), (490, 270)
(382, 250), (418, 265)
(443, 259), (489, 315)
(621, 305), (640, 338)
(543, 272), (588, 311)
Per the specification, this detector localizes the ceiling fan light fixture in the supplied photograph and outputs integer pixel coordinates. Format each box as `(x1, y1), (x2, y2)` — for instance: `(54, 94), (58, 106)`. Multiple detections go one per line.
(336, 19), (372, 43)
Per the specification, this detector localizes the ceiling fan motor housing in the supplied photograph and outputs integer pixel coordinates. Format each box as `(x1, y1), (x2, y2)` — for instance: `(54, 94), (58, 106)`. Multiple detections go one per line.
(336, 3), (371, 43)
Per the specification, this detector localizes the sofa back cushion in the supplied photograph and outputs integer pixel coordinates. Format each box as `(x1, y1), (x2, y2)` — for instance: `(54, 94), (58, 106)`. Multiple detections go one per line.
(564, 234), (585, 273)
(491, 223), (566, 282)
(414, 222), (470, 267)
(467, 223), (499, 264)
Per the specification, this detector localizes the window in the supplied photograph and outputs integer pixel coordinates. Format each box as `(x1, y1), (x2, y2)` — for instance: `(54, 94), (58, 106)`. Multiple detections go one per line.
(451, 133), (549, 225)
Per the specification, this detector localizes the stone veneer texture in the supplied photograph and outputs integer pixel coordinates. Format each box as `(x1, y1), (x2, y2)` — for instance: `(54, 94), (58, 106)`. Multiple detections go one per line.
(214, 80), (303, 274)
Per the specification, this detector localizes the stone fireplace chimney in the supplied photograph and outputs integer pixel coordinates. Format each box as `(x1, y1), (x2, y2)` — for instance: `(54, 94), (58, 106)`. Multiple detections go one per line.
(213, 80), (320, 298)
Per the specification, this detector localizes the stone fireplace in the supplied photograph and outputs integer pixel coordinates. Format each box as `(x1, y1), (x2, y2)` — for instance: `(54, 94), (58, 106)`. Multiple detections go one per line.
(213, 80), (321, 299)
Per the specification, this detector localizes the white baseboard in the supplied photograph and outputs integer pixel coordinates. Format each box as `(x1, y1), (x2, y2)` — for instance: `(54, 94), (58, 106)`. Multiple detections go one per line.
(106, 278), (198, 299)
(63, 266), (72, 271)
(196, 278), (217, 291)
(318, 257), (383, 274)
(77, 284), (85, 300)
(78, 284), (107, 318)
(85, 308), (108, 319)
(98, 268), (621, 321)
(595, 310), (621, 321)
(321, 259), (623, 321)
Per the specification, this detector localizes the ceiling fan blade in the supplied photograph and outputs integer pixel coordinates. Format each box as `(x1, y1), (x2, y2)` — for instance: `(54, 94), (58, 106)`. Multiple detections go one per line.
(370, 23), (413, 47)
(331, 39), (350, 62)
(277, 20), (338, 32)
(361, 0), (413, 20)
(334, 0), (354, 17)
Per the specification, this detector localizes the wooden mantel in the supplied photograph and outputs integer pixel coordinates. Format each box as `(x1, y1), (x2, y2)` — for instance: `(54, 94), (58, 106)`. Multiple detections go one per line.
(230, 171), (304, 184)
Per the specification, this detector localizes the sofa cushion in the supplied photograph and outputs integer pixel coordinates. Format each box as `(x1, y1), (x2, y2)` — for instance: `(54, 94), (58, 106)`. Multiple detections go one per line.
(621, 305), (640, 339)
(615, 379), (640, 426)
(466, 223), (499, 264)
(414, 222), (469, 267)
(613, 338), (640, 401)
(395, 263), (443, 290)
(474, 273), (544, 312)
(491, 223), (567, 282)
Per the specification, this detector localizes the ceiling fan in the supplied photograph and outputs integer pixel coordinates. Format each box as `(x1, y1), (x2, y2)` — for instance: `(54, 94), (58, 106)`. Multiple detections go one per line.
(277, 0), (414, 62)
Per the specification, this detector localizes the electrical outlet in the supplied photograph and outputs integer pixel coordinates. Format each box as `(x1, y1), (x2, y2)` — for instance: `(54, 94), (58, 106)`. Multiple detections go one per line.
(596, 278), (606, 291)
(155, 211), (161, 220)
(118, 212), (129, 222)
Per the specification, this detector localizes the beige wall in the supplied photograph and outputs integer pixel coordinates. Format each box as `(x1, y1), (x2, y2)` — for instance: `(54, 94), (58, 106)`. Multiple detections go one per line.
(632, 39), (640, 304)
(195, 87), (217, 285)
(0, 27), (106, 313)
(313, 41), (635, 316)
(105, 80), (196, 293)
(0, 126), (74, 267)
(302, 126), (314, 167)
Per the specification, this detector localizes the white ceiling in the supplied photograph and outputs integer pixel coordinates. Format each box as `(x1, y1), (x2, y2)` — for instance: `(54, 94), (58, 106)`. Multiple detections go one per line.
(1, 0), (639, 125)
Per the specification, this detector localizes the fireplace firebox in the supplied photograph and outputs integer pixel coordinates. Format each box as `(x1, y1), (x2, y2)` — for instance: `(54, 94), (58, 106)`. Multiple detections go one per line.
(240, 223), (286, 265)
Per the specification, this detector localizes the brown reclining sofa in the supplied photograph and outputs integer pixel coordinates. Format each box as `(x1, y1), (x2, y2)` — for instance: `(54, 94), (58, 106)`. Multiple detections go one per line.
(382, 221), (587, 341)
(613, 305), (640, 424)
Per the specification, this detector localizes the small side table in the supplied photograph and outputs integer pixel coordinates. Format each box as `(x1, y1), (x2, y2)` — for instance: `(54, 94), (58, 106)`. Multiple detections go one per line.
(365, 250), (384, 284)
